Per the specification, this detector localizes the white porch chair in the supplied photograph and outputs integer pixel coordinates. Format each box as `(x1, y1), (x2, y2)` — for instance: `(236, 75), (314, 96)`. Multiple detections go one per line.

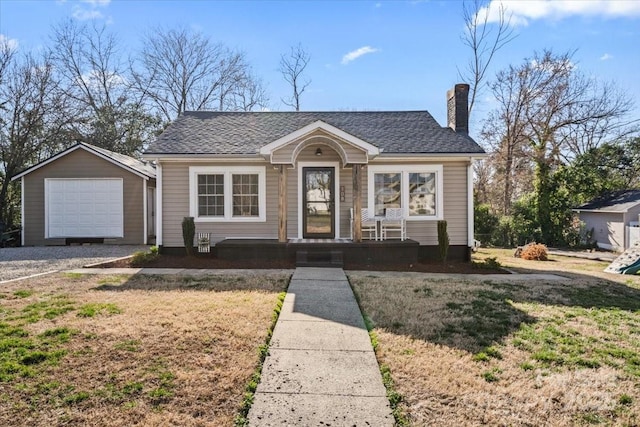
(381, 207), (406, 241)
(350, 208), (378, 241)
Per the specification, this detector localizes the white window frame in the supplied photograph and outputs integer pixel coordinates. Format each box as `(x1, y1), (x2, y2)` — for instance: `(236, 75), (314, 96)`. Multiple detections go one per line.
(367, 164), (444, 221)
(189, 166), (266, 222)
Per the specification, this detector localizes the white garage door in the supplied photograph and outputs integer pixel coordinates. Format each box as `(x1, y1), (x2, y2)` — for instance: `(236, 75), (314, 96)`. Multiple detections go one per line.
(46, 178), (124, 238)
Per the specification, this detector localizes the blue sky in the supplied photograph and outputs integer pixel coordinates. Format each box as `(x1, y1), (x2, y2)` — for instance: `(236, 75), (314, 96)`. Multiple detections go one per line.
(1, 0), (639, 137)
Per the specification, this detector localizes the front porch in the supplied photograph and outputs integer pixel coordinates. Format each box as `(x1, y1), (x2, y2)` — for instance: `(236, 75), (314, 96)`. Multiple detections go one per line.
(214, 238), (420, 267)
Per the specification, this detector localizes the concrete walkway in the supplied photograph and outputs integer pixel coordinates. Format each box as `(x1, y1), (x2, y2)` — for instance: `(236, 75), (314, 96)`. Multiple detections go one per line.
(248, 267), (394, 426)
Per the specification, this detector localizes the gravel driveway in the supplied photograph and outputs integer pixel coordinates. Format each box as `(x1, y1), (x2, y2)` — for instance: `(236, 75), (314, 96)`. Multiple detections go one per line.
(0, 245), (150, 282)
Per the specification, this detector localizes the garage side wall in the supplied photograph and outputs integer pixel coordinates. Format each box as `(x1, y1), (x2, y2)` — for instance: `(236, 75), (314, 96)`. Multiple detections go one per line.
(23, 149), (146, 245)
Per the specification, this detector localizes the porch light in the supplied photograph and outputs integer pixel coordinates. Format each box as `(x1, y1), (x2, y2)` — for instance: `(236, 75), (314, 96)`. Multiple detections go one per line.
(315, 148), (322, 156)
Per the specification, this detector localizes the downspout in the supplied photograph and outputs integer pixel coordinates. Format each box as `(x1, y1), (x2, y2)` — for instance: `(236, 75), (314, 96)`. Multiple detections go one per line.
(467, 159), (475, 256)
(143, 178), (148, 245)
(156, 161), (163, 247)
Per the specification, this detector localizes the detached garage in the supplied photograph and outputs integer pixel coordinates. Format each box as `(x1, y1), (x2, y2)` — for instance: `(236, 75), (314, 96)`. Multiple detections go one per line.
(12, 143), (156, 246)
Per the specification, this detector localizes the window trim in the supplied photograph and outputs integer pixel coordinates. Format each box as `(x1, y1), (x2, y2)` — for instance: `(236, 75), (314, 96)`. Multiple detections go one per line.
(367, 164), (444, 221)
(189, 166), (266, 222)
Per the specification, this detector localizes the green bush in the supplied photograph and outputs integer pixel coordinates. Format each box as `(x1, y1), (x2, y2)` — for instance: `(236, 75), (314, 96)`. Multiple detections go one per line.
(182, 217), (195, 256)
(130, 248), (159, 266)
(437, 220), (449, 262)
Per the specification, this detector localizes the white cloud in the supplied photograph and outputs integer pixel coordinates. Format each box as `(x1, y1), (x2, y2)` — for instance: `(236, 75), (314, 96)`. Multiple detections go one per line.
(478, 0), (640, 27)
(72, 0), (111, 21)
(72, 7), (103, 20)
(79, 70), (127, 89)
(81, 0), (111, 5)
(600, 53), (613, 61)
(0, 34), (19, 51)
(341, 46), (379, 65)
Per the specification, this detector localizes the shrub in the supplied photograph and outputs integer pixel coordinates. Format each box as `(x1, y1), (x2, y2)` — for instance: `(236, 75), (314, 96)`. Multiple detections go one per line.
(182, 217), (195, 256)
(520, 243), (548, 261)
(437, 220), (449, 262)
(130, 248), (159, 266)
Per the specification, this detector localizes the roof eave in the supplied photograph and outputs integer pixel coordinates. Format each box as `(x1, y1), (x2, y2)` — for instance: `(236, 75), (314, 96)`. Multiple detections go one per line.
(12, 143), (154, 181)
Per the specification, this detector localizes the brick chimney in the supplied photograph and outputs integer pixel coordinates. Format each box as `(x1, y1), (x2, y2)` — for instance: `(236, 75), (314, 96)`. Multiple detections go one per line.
(447, 83), (469, 134)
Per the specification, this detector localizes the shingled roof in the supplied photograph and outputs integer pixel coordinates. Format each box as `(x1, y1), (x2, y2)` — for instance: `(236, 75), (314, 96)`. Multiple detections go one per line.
(12, 143), (155, 181)
(575, 190), (640, 213)
(144, 111), (485, 156)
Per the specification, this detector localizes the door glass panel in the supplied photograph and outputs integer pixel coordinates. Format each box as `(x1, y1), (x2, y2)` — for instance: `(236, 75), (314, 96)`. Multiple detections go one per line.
(304, 169), (333, 237)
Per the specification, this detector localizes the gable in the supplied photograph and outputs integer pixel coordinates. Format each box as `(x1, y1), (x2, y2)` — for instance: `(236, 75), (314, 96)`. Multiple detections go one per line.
(12, 143), (155, 181)
(259, 121), (379, 164)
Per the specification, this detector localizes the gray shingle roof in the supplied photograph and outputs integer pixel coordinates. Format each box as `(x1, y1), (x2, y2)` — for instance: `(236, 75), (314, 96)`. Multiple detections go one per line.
(12, 142), (156, 181)
(144, 111), (485, 155)
(576, 190), (640, 212)
(83, 143), (156, 178)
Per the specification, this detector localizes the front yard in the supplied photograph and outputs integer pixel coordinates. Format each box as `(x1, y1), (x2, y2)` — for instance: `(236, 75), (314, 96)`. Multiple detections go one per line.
(350, 249), (640, 426)
(2, 249), (639, 426)
(0, 272), (288, 426)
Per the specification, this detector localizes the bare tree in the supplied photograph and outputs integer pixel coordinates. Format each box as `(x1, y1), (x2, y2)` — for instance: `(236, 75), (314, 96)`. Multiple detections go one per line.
(485, 50), (634, 243)
(134, 27), (265, 121)
(225, 69), (269, 112)
(480, 62), (532, 215)
(459, 0), (515, 118)
(279, 44), (311, 111)
(50, 20), (160, 155)
(0, 51), (70, 226)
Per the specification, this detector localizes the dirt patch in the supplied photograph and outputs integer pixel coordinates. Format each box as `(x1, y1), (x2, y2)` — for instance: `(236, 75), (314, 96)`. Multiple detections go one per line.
(0, 272), (288, 426)
(97, 253), (505, 274)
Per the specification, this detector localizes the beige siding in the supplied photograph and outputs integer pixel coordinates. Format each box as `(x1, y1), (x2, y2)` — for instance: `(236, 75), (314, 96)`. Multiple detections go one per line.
(579, 211), (625, 251)
(23, 148), (147, 246)
(271, 131), (368, 164)
(160, 155), (471, 247)
(161, 161), (278, 247)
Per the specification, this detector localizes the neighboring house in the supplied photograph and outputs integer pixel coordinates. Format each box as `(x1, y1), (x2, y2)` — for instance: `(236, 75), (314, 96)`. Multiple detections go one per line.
(143, 84), (487, 261)
(12, 143), (156, 246)
(574, 190), (640, 251)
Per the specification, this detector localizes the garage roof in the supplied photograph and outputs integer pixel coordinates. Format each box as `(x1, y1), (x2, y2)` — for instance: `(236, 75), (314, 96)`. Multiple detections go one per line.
(574, 190), (640, 213)
(11, 143), (156, 181)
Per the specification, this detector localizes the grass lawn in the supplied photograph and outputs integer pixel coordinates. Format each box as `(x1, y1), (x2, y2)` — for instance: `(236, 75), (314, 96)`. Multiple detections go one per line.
(0, 272), (289, 426)
(350, 249), (640, 426)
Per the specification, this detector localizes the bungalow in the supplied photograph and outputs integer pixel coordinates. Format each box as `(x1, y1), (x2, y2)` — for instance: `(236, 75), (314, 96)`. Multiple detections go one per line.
(143, 84), (486, 262)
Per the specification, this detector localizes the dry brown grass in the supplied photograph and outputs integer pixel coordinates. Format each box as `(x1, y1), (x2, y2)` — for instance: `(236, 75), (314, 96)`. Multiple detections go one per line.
(474, 247), (620, 278)
(0, 272), (288, 426)
(350, 259), (640, 426)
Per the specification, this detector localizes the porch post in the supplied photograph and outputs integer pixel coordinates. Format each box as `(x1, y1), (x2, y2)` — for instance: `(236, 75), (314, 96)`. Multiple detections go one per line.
(352, 164), (362, 242)
(278, 164), (287, 242)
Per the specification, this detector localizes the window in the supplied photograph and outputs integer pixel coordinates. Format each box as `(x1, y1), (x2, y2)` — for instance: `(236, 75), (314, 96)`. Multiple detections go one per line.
(368, 165), (443, 220)
(373, 173), (401, 216)
(189, 166), (266, 222)
(198, 174), (224, 217)
(232, 174), (259, 216)
(408, 172), (436, 216)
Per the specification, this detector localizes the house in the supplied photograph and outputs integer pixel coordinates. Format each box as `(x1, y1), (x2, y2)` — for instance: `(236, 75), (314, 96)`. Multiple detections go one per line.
(574, 190), (640, 251)
(12, 143), (156, 246)
(143, 84), (486, 262)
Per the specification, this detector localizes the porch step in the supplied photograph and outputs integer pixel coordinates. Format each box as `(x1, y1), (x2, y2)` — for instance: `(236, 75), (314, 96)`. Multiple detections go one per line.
(296, 250), (344, 268)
